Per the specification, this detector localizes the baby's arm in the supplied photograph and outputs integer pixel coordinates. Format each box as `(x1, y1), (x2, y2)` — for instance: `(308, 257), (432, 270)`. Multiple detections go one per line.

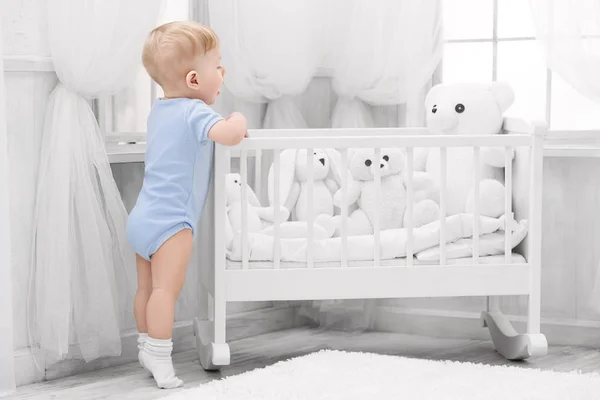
(187, 102), (247, 147)
(208, 112), (248, 146)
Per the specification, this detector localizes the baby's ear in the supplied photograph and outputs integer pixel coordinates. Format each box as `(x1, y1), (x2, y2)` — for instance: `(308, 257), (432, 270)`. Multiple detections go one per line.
(186, 70), (200, 90)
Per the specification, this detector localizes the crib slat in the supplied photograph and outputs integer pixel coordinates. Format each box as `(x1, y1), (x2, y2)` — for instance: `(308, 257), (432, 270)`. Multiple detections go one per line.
(504, 147), (513, 264)
(473, 147), (480, 264)
(439, 147), (447, 266)
(241, 150), (249, 270)
(273, 148), (281, 269)
(374, 148), (381, 266)
(341, 149), (348, 268)
(406, 148), (414, 265)
(307, 148), (314, 268)
(255, 150), (262, 204)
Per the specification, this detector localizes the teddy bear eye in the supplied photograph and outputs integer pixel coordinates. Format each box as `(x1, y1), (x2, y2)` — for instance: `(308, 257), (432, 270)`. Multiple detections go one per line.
(365, 159), (372, 167)
(455, 103), (465, 113)
(383, 155), (389, 161)
(234, 180), (238, 183)
(432, 105), (437, 114)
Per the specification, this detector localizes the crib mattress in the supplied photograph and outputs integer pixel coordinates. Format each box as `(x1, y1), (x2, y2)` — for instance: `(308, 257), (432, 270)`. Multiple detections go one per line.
(226, 213), (528, 265)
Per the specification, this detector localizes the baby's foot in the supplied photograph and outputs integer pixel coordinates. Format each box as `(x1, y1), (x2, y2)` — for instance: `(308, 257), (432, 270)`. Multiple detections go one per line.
(141, 337), (183, 389)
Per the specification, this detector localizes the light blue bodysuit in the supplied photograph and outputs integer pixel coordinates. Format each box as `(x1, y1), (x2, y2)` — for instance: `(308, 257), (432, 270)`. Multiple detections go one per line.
(127, 98), (223, 261)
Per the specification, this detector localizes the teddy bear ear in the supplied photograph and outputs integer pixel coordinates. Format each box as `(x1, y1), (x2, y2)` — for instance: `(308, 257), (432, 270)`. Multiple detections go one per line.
(490, 81), (515, 113)
(424, 83), (444, 106)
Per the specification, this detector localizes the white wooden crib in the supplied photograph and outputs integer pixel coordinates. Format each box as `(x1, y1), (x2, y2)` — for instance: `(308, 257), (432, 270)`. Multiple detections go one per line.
(193, 117), (548, 370)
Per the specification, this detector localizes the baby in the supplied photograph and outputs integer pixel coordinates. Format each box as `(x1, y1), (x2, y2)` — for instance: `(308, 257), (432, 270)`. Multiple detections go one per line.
(127, 21), (247, 389)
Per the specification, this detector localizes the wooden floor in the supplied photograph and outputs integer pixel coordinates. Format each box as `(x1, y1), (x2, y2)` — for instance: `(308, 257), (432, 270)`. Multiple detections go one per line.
(7, 327), (600, 399)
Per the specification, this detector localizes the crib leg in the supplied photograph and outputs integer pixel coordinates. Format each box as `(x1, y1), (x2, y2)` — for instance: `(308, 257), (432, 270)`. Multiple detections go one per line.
(194, 295), (230, 371)
(481, 309), (547, 361)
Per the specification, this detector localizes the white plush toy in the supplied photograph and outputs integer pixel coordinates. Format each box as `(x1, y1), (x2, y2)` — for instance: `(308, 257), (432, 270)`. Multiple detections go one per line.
(415, 82), (516, 218)
(226, 173), (335, 249)
(332, 148), (439, 236)
(267, 148), (342, 222)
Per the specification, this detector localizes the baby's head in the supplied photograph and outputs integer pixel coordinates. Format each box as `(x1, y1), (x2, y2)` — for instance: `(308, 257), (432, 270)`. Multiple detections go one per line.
(142, 21), (224, 104)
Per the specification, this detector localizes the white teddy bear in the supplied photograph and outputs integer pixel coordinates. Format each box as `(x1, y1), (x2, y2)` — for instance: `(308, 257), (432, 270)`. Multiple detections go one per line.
(332, 148), (439, 236)
(415, 81), (516, 218)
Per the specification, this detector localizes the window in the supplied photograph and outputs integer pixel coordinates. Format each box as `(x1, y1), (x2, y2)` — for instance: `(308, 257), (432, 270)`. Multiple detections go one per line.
(105, 0), (191, 136)
(105, 0), (600, 141)
(442, 0), (600, 131)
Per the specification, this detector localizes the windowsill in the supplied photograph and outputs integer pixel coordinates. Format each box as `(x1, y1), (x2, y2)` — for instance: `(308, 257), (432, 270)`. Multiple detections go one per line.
(107, 142), (146, 164)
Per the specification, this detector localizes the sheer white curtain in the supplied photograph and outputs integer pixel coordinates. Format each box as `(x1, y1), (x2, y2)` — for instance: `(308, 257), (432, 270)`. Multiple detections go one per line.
(0, 18), (15, 395)
(27, 0), (162, 368)
(529, 0), (600, 310)
(529, 0), (600, 102)
(309, 0), (443, 330)
(209, 0), (324, 206)
(329, 0), (443, 128)
(209, 0), (323, 130)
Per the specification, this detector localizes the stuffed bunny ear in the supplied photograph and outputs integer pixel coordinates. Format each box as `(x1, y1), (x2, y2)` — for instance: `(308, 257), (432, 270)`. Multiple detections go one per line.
(324, 148), (343, 187)
(246, 184), (262, 207)
(268, 149), (297, 207)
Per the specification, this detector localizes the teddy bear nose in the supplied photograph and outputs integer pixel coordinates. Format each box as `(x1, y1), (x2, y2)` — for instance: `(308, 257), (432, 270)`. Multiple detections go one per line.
(319, 158), (325, 166)
(380, 163), (385, 168)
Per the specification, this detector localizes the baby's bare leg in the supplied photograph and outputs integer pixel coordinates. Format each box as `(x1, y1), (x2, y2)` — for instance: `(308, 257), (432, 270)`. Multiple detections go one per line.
(141, 229), (192, 389)
(147, 229), (192, 338)
(134, 254), (152, 372)
(134, 254), (152, 333)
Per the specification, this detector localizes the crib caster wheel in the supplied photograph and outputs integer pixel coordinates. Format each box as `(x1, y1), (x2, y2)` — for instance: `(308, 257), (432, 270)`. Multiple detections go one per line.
(199, 342), (230, 371)
(482, 311), (548, 361)
(526, 334), (548, 358)
(194, 318), (231, 371)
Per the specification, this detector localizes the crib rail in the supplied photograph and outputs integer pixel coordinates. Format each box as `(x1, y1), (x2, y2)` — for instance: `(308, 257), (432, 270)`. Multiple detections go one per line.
(229, 134), (532, 151)
(214, 120), (545, 302)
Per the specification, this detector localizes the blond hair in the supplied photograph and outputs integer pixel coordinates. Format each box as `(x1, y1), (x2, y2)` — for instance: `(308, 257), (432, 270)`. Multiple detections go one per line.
(142, 21), (219, 88)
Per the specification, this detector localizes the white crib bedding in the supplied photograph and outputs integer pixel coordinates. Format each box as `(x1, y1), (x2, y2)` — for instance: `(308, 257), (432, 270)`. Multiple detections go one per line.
(226, 213), (528, 264)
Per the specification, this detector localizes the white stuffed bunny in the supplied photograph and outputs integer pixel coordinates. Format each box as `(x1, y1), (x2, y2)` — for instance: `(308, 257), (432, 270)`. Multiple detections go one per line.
(267, 148), (342, 222)
(226, 174), (336, 248)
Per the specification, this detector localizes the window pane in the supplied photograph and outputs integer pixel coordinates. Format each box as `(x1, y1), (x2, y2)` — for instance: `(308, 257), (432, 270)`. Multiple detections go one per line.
(442, 0), (493, 40)
(442, 43), (493, 83)
(551, 72), (600, 130)
(497, 40), (547, 122)
(112, 0), (189, 133)
(498, 0), (536, 38)
(114, 68), (152, 133)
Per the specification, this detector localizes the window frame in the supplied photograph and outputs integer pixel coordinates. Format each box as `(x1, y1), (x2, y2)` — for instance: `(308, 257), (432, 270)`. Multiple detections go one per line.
(101, 0), (600, 161)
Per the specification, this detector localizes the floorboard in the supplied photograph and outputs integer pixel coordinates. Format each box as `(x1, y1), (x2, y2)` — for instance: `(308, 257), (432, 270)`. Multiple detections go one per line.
(7, 328), (600, 400)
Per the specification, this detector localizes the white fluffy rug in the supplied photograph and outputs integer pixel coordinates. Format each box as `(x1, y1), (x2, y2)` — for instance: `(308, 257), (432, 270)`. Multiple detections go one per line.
(162, 350), (600, 400)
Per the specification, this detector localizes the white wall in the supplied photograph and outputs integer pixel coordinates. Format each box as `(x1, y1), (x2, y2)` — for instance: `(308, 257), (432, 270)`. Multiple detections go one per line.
(2, 0), (56, 353)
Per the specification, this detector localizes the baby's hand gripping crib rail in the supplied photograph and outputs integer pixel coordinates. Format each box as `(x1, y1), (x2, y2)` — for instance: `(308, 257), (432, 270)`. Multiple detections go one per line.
(193, 117), (547, 370)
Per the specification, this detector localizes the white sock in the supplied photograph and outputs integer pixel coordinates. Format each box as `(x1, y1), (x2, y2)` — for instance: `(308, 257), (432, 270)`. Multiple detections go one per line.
(140, 337), (183, 389)
(137, 333), (149, 371)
